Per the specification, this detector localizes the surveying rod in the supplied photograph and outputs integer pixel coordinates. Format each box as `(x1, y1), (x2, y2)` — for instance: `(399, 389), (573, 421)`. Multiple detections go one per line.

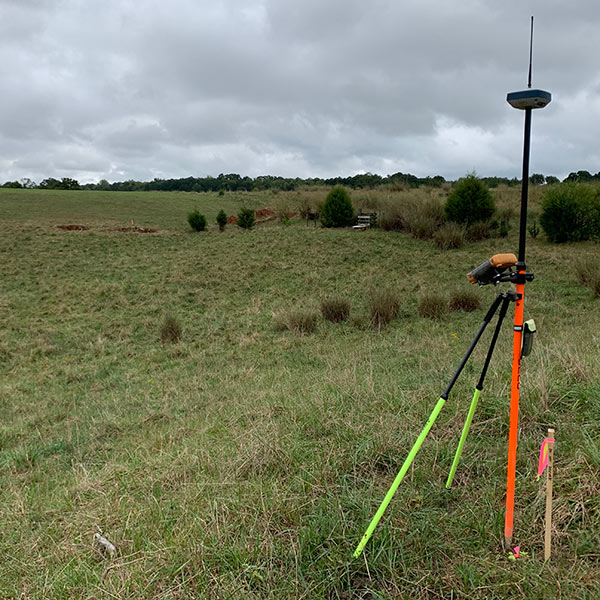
(504, 17), (551, 549)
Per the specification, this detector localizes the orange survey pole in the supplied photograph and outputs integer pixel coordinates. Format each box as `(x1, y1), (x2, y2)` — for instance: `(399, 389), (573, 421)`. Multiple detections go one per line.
(503, 16), (553, 549)
(504, 275), (525, 548)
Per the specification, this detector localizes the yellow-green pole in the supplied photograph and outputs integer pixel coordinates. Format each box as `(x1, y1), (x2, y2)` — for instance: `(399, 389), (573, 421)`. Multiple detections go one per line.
(446, 388), (481, 489)
(353, 397), (446, 558)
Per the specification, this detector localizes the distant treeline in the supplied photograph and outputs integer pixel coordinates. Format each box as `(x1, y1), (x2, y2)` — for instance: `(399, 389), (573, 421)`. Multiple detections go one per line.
(3, 170), (600, 192)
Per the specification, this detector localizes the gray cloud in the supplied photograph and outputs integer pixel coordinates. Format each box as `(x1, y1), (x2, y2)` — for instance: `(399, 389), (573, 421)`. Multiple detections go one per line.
(0, 0), (598, 184)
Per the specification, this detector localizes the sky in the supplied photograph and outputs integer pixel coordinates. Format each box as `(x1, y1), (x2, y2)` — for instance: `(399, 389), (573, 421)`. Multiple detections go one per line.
(1, 0), (599, 184)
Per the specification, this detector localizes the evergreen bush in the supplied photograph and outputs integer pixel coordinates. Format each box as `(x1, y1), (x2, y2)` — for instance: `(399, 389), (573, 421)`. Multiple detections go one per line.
(187, 209), (207, 231)
(445, 174), (495, 226)
(237, 207), (255, 230)
(216, 209), (227, 232)
(321, 185), (354, 228)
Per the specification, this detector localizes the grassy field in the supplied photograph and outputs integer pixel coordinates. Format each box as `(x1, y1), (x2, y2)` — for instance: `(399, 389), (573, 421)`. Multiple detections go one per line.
(0, 187), (598, 599)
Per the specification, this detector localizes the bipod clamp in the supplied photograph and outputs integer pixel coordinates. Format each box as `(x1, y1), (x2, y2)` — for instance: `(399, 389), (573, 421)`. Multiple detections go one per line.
(467, 254), (534, 286)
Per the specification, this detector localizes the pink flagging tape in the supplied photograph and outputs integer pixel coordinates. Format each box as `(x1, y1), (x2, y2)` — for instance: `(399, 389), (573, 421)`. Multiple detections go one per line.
(537, 437), (555, 479)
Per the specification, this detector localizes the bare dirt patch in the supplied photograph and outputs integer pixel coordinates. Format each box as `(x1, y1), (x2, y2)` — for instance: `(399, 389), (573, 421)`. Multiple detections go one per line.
(112, 226), (158, 234)
(57, 224), (89, 231)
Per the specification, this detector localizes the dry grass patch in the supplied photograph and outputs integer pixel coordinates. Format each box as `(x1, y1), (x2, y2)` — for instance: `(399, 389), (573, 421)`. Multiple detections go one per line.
(320, 296), (351, 323)
(418, 294), (448, 319)
(160, 314), (182, 343)
(448, 289), (482, 312)
(575, 257), (600, 297)
(273, 308), (319, 333)
(433, 222), (466, 249)
(369, 288), (400, 328)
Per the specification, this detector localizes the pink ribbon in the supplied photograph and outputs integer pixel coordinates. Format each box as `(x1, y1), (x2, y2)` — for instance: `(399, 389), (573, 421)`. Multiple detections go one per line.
(537, 437), (555, 479)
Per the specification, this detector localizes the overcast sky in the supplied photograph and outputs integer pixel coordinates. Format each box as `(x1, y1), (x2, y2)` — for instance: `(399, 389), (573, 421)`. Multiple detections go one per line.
(1, 0), (599, 184)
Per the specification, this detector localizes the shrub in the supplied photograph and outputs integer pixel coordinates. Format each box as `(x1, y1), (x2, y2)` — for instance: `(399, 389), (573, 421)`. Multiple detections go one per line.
(445, 174), (495, 226)
(528, 218), (540, 239)
(369, 288), (399, 329)
(320, 297), (351, 323)
(187, 209), (207, 231)
(216, 209), (227, 232)
(160, 314), (182, 343)
(298, 195), (313, 219)
(448, 289), (482, 312)
(433, 222), (465, 249)
(540, 184), (600, 243)
(321, 185), (354, 228)
(237, 207), (255, 230)
(273, 309), (319, 334)
(418, 294), (448, 319)
(272, 196), (293, 222)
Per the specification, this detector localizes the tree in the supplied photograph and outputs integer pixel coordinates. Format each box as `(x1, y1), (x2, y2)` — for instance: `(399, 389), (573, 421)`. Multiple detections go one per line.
(60, 177), (80, 190)
(38, 177), (80, 190)
(216, 209), (227, 232)
(444, 173), (495, 226)
(39, 177), (61, 189)
(320, 185), (354, 227)
(187, 209), (207, 231)
(545, 175), (559, 185)
(564, 170), (593, 183)
(237, 207), (255, 229)
(530, 173), (545, 185)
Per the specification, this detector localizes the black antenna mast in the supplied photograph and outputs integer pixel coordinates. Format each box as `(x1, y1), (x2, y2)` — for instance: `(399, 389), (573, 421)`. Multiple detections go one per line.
(527, 16), (534, 88)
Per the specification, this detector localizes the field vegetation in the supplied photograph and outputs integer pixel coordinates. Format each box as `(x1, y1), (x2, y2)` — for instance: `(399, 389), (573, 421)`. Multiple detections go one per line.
(0, 186), (598, 599)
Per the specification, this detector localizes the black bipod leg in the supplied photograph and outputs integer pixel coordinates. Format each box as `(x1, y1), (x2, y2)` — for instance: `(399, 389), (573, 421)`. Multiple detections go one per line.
(445, 292), (514, 488)
(440, 293), (505, 402)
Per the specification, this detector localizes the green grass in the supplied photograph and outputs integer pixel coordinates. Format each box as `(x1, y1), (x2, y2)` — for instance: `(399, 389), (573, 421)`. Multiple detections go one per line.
(0, 188), (599, 599)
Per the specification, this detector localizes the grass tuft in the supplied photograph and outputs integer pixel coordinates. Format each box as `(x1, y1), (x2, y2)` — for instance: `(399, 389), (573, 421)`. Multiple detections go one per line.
(368, 288), (399, 328)
(448, 289), (482, 312)
(418, 294), (448, 319)
(274, 308), (319, 333)
(575, 257), (600, 297)
(320, 296), (351, 323)
(160, 314), (182, 343)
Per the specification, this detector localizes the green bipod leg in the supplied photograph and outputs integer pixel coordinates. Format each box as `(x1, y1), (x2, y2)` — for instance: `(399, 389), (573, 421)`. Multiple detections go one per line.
(446, 294), (511, 489)
(445, 388), (481, 489)
(353, 397), (446, 558)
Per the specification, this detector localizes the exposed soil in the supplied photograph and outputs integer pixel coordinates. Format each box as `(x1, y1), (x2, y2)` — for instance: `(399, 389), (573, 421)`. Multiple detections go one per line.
(112, 226), (158, 233)
(57, 224), (89, 231)
(254, 208), (274, 219)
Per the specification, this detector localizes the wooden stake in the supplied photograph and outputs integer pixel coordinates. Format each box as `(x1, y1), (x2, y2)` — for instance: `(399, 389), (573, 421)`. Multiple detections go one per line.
(544, 428), (555, 562)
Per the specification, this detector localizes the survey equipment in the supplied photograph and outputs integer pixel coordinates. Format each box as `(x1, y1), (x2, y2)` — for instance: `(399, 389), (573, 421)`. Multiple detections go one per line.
(353, 17), (551, 557)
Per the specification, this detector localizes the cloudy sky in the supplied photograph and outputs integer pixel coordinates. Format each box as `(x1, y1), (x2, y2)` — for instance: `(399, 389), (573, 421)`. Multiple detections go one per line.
(1, 0), (599, 184)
